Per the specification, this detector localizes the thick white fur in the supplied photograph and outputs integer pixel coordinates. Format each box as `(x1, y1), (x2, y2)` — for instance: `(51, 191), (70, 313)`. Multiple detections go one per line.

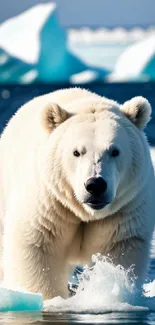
(0, 88), (154, 298)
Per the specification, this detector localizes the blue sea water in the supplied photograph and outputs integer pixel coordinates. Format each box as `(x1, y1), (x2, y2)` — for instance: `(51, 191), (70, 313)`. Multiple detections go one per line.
(0, 82), (155, 324)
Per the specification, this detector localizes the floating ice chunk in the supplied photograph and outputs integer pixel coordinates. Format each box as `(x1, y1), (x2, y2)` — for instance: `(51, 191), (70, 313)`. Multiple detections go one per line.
(20, 70), (38, 84)
(144, 280), (155, 298)
(0, 287), (43, 312)
(70, 70), (99, 84)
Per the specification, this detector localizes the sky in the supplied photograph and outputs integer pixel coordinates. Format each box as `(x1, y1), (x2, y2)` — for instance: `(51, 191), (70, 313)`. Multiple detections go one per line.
(0, 0), (155, 28)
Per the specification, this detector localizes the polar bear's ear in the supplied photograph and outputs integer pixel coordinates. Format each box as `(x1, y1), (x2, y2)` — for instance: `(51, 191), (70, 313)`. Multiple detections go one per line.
(42, 103), (72, 133)
(120, 96), (151, 129)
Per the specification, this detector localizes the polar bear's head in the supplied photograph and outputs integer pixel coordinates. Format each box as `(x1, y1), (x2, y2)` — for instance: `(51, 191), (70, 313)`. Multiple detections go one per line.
(41, 96), (151, 221)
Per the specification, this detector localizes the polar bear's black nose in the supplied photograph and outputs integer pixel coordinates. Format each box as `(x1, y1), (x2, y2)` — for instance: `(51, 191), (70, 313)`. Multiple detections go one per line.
(85, 177), (107, 196)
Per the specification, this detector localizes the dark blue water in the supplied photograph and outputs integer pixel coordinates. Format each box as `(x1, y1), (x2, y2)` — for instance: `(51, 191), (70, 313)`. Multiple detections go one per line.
(0, 82), (155, 324)
(0, 82), (155, 144)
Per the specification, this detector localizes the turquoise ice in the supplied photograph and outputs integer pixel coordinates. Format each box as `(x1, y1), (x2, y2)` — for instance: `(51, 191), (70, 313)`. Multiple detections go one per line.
(0, 287), (43, 312)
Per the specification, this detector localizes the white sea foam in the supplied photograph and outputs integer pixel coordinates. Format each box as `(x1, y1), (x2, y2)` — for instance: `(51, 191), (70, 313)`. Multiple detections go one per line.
(44, 254), (155, 313)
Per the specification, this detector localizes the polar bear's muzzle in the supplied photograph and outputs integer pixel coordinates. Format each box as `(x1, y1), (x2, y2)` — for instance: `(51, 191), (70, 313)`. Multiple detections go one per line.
(85, 199), (109, 210)
(85, 177), (107, 195)
(84, 177), (111, 210)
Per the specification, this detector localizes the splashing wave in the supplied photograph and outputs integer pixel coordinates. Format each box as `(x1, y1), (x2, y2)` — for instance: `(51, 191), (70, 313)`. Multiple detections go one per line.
(44, 253), (155, 313)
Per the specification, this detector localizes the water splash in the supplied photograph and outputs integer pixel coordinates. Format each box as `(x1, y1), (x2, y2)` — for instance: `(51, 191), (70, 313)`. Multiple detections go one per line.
(44, 253), (155, 313)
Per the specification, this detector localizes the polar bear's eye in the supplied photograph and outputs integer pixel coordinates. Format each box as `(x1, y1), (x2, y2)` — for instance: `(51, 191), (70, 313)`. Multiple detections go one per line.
(111, 148), (120, 157)
(73, 150), (80, 157)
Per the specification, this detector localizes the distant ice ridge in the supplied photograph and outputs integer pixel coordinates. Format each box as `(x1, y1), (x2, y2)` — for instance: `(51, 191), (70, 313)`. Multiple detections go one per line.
(44, 254), (155, 313)
(69, 27), (155, 44)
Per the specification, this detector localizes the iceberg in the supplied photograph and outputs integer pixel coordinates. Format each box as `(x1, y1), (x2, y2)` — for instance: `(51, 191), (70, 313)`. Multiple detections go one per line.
(0, 4), (55, 64)
(108, 36), (155, 81)
(0, 3), (108, 84)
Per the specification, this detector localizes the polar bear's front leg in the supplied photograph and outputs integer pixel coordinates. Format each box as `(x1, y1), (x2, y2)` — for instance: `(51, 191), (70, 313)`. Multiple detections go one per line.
(3, 225), (68, 299)
(108, 237), (151, 285)
(72, 219), (151, 285)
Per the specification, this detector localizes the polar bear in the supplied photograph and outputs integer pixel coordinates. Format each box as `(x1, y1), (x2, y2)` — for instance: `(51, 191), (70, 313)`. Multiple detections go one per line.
(0, 88), (154, 299)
